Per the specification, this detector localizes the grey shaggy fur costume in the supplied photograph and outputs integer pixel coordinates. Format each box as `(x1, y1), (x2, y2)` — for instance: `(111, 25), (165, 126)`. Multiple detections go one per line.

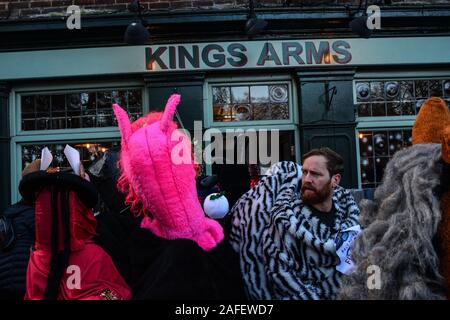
(338, 144), (446, 300)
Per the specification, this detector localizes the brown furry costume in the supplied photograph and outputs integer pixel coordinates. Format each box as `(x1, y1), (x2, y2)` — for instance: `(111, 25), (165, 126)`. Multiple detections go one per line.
(338, 97), (450, 300)
(412, 98), (450, 299)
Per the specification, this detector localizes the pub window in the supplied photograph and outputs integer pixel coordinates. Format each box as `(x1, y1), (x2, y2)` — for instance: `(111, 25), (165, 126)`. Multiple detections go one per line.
(22, 141), (120, 171)
(355, 79), (450, 118)
(358, 128), (412, 189)
(355, 77), (449, 189)
(205, 78), (299, 180)
(12, 85), (144, 204)
(20, 89), (143, 131)
(211, 82), (291, 124)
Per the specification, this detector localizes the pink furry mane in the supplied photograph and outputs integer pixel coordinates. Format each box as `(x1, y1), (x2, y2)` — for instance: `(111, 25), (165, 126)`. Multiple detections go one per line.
(117, 111), (178, 217)
(112, 94), (224, 251)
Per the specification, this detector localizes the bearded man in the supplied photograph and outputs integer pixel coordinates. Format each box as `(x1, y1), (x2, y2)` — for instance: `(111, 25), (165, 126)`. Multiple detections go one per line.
(230, 147), (360, 300)
(301, 148), (346, 229)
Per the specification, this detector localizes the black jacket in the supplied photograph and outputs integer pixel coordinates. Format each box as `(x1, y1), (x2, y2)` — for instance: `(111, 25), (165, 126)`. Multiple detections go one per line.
(0, 203), (34, 299)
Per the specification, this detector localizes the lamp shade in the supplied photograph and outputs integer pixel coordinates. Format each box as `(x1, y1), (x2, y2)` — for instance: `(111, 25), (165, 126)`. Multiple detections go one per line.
(349, 16), (373, 39)
(245, 17), (268, 36)
(124, 21), (149, 45)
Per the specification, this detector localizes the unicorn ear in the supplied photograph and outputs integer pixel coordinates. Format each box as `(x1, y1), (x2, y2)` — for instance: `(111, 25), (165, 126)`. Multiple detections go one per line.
(113, 103), (132, 147)
(160, 94), (181, 133)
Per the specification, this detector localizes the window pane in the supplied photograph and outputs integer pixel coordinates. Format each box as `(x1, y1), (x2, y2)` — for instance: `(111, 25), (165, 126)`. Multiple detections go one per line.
(81, 92), (96, 111)
(386, 102), (401, 116)
(272, 103), (289, 120)
(359, 132), (373, 158)
(213, 83), (290, 122)
(82, 113), (96, 128)
(213, 104), (232, 122)
(360, 157), (375, 184)
(357, 103), (371, 117)
(401, 101), (414, 115)
(269, 85), (288, 103)
(21, 96), (35, 114)
(231, 86), (249, 104)
(20, 88), (142, 131)
(51, 118), (66, 130)
(388, 131), (404, 156)
(35, 95), (50, 114)
(67, 117), (81, 128)
(415, 80), (429, 98)
(429, 80), (442, 97)
(128, 89), (142, 109)
(353, 79), (450, 119)
(359, 129), (412, 189)
(36, 118), (50, 130)
(51, 94), (66, 114)
(403, 130), (413, 147)
(232, 104), (252, 121)
(373, 132), (388, 156)
(213, 87), (230, 104)
(97, 91), (111, 109)
(252, 103), (270, 120)
(415, 99), (425, 114)
(250, 85), (269, 103)
(444, 80), (450, 97)
(22, 119), (35, 131)
(356, 82), (370, 102)
(370, 81), (384, 101)
(112, 90), (127, 107)
(67, 93), (82, 116)
(372, 103), (386, 116)
(384, 81), (400, 101)
(374, 156), (389, 183)
(21, 141), (120, 172)
(399, 81), (414, 101)
(96, 111), (113, 127)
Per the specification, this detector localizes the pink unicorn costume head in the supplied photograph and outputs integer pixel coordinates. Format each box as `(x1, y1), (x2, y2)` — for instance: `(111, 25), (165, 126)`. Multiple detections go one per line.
(112, 94), (224, 251)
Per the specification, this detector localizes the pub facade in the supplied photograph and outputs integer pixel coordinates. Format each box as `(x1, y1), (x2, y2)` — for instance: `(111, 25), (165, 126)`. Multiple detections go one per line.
(1, 0), (450, 210)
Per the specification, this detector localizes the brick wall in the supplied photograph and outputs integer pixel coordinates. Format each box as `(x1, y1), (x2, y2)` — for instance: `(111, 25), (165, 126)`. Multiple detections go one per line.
(0, 0), (449, 19)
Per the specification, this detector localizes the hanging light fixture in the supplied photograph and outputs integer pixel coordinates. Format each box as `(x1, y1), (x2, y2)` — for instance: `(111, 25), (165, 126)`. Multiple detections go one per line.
(348, 0), (373, 39)
(124, 0), (149, 45)
(245, 0), (267, 37)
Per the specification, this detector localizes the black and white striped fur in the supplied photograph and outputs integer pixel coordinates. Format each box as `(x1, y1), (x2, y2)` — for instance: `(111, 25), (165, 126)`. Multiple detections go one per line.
(229, 161), (360, 300)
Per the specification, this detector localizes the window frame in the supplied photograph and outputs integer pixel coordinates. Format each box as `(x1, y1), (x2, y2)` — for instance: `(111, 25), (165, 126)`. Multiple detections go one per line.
(203, 75), (300, 176)
(353, 72), (450, 188)
(9, 80), (147, 204)
(204, 75), (298, 128)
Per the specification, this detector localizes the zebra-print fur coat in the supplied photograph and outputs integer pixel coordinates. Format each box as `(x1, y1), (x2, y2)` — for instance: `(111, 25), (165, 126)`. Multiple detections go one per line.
(229, 161), (361, 300)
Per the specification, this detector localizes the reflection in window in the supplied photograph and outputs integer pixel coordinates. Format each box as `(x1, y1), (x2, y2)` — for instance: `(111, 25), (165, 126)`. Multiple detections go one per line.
(358, 129), (412, 188)
(213, 84), (289, 122)
(355, 79), (450, 117)
(22, 141), (120, 172)
(20, 89), (143, 131)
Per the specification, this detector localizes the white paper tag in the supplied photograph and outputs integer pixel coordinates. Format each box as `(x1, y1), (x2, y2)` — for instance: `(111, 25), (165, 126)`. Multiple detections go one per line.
(40, 147), (53, 171)
(335, 225), (362, 275)
(63, 144), (80, 176)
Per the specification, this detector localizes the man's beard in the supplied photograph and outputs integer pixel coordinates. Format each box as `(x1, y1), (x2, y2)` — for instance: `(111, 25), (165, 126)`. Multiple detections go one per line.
(301, 180), (333, 206)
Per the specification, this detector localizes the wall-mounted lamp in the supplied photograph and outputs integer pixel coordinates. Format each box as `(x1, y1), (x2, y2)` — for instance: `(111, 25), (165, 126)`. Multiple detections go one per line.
(245, 0), (267, 37)
(347, 0), (372, 39)
(124, 0), (150, 45)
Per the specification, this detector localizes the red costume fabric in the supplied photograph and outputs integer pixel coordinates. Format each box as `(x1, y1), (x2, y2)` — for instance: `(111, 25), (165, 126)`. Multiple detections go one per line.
(21, 172), (131, 300)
